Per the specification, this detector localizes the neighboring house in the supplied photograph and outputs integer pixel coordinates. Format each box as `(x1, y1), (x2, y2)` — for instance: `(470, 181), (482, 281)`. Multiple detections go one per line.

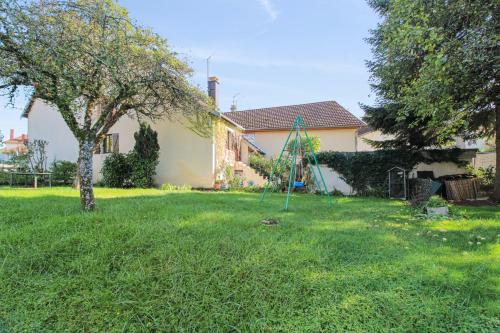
(0, 129), (28, 161)
(23, 77), (267, 187)
(225, 101), (366, 157)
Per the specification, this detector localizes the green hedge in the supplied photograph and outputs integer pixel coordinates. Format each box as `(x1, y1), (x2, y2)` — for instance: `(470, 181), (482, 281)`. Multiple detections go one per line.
(315, 149), (464, 197)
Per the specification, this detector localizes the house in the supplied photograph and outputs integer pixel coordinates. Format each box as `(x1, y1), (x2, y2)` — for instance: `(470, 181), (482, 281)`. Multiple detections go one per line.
(23, 77), (267, 188)
(0, 129), (28, 161)
(225, 101), (366, 158)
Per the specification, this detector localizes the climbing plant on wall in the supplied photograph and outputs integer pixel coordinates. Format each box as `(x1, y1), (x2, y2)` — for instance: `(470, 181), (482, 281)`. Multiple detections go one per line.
(315, 149), (464, 196)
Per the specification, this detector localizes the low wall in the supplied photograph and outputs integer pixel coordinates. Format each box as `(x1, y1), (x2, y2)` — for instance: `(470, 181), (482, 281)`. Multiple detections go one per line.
(315, 161), (472, 196)
(311, 164), (354, 195)
(473, 152), (496, 169)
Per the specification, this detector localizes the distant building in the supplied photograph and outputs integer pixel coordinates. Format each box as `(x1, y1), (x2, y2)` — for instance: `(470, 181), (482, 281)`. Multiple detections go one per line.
(1, 129), (28, 161)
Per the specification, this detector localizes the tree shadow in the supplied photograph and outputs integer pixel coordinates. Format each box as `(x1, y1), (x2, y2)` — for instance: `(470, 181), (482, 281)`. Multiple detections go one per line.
(0, 190), (498, 331)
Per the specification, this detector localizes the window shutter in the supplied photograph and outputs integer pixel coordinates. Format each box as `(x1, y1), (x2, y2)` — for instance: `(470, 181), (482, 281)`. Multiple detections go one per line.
(112, 133), (119, 153)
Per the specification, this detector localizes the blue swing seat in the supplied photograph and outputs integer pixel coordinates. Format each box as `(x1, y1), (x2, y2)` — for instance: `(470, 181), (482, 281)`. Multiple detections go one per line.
(294, 181), (305, 188)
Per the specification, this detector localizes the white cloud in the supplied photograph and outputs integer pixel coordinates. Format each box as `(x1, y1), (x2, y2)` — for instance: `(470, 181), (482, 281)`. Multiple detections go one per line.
(257, 0), (278, 21)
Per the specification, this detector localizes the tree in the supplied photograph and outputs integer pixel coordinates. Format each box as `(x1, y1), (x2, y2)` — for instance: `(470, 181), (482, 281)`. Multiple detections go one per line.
(26, 139), (48, 172)
(129, 123), (160, 188)
(0, 0), (212, 210)
(363, 0), (499, 200)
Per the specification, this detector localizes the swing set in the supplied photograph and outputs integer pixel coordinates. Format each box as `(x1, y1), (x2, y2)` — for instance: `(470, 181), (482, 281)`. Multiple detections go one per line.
(260, 114), (332, 210)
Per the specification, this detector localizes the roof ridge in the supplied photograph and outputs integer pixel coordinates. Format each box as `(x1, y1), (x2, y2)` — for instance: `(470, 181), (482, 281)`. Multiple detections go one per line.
(224, 100), (365, 131)
(225, 100), (339, 114)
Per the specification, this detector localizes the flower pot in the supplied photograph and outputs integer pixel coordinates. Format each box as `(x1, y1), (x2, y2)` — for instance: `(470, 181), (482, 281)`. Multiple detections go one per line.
(214, 183), (221, 190)
(426, 206), (449, 216)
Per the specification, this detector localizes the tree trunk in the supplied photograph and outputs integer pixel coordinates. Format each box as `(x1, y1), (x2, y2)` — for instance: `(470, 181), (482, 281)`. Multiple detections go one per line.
(78, 139), (95, 211)
(494, 105), (500, 202)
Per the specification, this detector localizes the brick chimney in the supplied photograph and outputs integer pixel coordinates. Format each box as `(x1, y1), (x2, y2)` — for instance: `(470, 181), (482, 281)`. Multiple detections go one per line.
(208, 76), (219, 106)
(10, 129), (14, 140)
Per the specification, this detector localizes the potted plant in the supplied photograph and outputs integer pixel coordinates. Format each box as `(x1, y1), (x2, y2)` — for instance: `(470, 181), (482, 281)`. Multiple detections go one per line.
(214, 180), (222, 190)
(425, 195), (449, 216)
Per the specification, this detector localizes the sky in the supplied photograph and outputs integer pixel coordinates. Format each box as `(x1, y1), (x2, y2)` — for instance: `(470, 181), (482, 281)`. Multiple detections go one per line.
(0, 0), (380, 141)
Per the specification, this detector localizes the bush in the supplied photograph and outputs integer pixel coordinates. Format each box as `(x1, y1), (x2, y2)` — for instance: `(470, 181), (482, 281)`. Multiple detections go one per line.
(315, 149), (464, 197)
(129, 123), (160, 188)
(51, 160), (77, 185)
(426, 195), (448, 208)
(0, 170), (10, 185)
(161, 183), (192, 191)
(287, 135), (320, 153)
(229, 175), (244, 189)
(466, 165), (495, 189)
(102, 153), (132, 188)
(249, 154), (274, 178)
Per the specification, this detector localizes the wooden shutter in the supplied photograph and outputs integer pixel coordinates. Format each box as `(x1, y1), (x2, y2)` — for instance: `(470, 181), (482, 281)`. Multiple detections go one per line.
(112, 133), (119, 153)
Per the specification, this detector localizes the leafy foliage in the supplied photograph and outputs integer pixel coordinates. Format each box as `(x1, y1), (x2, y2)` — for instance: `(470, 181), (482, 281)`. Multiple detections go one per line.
(249, 154), (274, 179)
(0, 0), (212, 210)
(466, 165), (495, 190)
(129, 123), (160, 188)
(363, 0), (499, 199)
(101, 153), (132, 188)
(51, 160), (77, 185)
(287, 135), (320, 154)
(160, 183), (192, 191)
(315, 149), (464, 196)
(425, 195), (448, 208)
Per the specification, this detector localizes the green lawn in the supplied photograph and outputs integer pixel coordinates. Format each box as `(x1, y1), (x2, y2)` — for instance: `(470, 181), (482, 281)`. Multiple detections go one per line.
(0, 188), (498, 332)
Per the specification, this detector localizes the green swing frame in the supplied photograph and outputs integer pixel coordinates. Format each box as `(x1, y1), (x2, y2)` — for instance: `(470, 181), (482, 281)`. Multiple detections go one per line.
(260, 114), (333, 210)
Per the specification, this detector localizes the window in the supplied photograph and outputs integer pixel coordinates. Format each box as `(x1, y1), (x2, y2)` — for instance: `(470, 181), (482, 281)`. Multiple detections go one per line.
(103, 134), (113, 154)
(95, 133), (119, 154)
(226, 130), (237, 150)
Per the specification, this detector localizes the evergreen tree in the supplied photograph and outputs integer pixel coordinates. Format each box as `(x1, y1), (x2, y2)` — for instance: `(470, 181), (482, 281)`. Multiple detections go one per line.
(129, 123), (160, 188)
(363, 0), (499, 200)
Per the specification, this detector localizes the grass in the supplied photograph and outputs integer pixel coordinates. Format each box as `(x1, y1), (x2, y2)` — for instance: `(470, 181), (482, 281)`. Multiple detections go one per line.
(0, 188), (499, 332)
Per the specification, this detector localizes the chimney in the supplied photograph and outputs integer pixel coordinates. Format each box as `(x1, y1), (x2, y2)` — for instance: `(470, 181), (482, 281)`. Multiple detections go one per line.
(230, 104), (237, 112)
(208, 76), (219, 106)
(10, 129), (14, 140)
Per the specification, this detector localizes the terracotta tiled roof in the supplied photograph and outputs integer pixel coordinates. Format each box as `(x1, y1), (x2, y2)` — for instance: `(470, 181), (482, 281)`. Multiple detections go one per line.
(357, 126), (374, 136)
(224, 101), (365, 131)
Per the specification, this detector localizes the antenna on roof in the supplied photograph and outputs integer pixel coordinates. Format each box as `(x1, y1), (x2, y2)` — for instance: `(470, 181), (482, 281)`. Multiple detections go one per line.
(231, 93), (240, 112)
(206, 55), (211, 81)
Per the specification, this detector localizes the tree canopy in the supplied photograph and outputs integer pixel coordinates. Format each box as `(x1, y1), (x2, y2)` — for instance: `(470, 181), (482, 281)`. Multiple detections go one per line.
(363, 0), (499, 200)
(0, 0), (213, 210)
(363, 0), (498, 148)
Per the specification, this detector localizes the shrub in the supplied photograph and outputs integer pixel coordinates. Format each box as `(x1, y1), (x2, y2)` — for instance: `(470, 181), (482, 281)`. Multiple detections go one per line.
(51, 160), (77, 185)
(426, 195), (448, 208)
(229, 175), (244, 189)
(249, 154), (274, 178)
(466, 165), (495, 189)
(129, 123), (160, 188)
(161, 183), (192, 191)
(0, 170), (10, 185)
(315, 149), (464, 197)
(102, 153), (132, 188)
(287, 135), (320, 153)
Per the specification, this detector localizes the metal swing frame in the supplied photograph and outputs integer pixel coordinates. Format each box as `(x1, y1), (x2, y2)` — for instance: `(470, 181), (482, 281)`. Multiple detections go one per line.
(260, 114), (333, 211)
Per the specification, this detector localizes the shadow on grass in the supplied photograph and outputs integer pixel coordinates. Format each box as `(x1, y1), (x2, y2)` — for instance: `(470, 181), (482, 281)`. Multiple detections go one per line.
(0, 190), (498, 331)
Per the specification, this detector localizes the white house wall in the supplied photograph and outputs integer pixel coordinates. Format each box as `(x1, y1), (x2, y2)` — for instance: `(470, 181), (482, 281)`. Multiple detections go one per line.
(27, 99), (215, 188)
(27, 99), (79, 163)
(149, 118), (214, 188)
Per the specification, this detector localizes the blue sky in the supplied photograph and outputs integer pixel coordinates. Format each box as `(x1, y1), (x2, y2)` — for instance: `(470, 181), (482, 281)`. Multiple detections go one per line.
(0, 0), (379, 140)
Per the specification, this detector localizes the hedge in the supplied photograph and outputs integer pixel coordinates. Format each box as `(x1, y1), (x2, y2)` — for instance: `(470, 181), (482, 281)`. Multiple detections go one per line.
(314, 149), (464, 196)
